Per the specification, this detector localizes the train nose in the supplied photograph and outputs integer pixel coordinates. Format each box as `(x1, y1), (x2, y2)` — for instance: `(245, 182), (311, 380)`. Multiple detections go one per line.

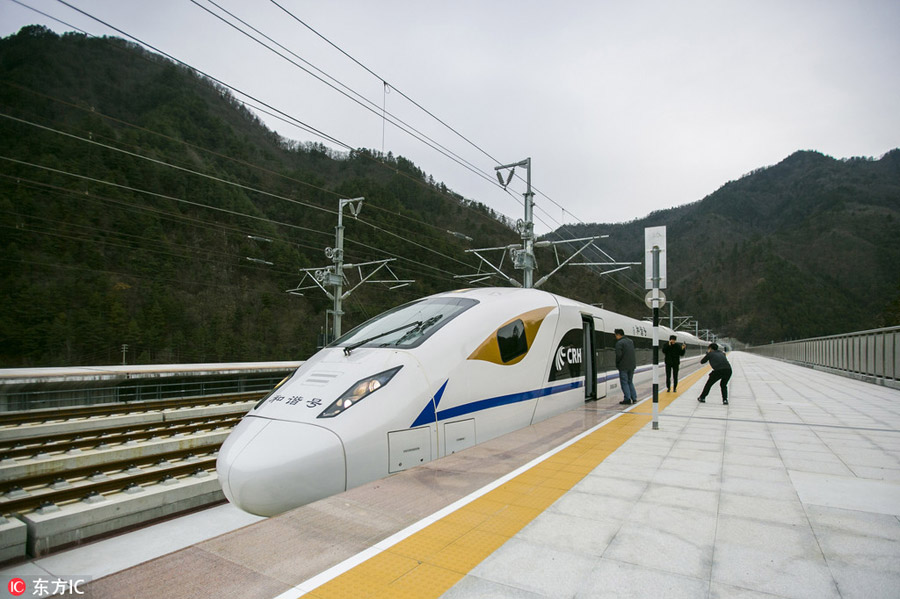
(217, 417), (345, 517)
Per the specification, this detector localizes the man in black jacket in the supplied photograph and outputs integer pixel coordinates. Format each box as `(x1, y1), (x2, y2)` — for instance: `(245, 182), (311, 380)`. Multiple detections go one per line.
(661, 335), (686, 392)
(614, 328), (637, 405)
(698, 343), (732, 405)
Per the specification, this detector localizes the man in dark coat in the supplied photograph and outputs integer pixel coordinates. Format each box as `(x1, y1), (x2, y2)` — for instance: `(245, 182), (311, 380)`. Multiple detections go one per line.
(661, 335), (686, 392)
(614, 328), (637, 405)
(698, 343), (732, 405)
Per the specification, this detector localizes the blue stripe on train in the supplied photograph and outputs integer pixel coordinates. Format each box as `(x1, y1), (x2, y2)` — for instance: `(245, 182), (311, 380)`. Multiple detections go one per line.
(435, 380), (583, 421)
(411, 367), (650, 428)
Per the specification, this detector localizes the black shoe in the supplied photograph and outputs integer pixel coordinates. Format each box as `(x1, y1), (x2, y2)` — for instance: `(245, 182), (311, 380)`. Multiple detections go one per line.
(666, 387), (670, 392)
(697, 397), (705, 403)
(619, 400), (630, 405)
(723, 399), (729, 405)
(631, 399), (637, 404)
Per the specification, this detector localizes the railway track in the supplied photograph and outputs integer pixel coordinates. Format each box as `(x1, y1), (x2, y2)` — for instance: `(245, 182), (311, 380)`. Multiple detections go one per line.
(0, 391), (265, 426)
(1, 454), (218, 515)
(0, 414), (241, 460)
(0, 391), (261, 559)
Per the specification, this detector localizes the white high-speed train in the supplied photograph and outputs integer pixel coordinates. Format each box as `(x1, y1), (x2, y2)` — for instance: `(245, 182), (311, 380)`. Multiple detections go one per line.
(216, 287), (706, 516)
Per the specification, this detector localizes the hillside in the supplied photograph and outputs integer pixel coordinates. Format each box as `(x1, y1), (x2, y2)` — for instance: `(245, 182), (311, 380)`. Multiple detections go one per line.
(0, 26), (530, 366)
(555, 150), (900, 344)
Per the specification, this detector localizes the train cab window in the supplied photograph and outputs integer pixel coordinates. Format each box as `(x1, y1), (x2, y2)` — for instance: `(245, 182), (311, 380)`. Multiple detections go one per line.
(497, 319), (527, 363)
(334, 297), (478, 351)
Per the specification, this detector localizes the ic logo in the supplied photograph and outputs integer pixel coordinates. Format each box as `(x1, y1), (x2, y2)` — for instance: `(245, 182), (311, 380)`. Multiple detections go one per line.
(8, 578), (26, 596)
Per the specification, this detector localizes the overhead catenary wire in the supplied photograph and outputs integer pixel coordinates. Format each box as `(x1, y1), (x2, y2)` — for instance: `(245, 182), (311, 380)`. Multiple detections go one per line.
(268, 0), (505, 168)
(0, 113), (482, 275)
(0, 255), (314, 300)
(0, 155), (329, 238)
(0, 80), (503, 242)
(0, 173), (330, 255)
(0, 184), (318, 273)
(0, 157), (471, 284)
(263, 1), (575, 230)
(190, 0), (500, 190)
(8, 0), (524, 249)
(49, 0), (353, 152)
(260, 1), (664, 305)
(5, 175), (470, 288)
(263, 6), (676, 312)
(8, 0), (86, 35)
(0, 220), (302, 278)
(0, 112), (337, 218)
(0, 176), (468, 290)
(4, 11), (706, 359)
(9, 1), (693, 324)
(20, 0), (602, 243)
(42, 0), (505, 208)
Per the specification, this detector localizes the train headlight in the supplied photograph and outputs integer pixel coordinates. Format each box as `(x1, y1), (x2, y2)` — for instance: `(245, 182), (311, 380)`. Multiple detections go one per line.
(318, 366), (402, 418)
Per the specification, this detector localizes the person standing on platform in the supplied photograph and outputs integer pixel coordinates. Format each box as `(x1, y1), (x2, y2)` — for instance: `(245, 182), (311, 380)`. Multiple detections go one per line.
(698, 342), (732, 405)
(662, 335), (686, 392)
(614, 328), (637, 405)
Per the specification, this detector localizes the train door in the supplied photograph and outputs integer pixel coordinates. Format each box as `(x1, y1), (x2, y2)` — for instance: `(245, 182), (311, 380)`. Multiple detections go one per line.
(582, 316), (597, 400)
(592, 317), (607, 399)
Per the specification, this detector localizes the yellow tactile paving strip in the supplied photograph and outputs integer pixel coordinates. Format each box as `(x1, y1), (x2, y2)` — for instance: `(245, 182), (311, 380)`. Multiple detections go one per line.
(302, 366), (710, 599)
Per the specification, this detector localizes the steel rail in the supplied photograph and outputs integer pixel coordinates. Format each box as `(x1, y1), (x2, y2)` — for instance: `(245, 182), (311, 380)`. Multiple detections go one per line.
(0, 457), (218, 516)
(0, 391), (265, 425)
(0, 416), (241, 461)
(1, 446), (221, 499)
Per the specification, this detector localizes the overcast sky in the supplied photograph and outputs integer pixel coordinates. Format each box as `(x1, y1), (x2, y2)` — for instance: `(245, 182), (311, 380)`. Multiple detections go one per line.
(2, 0), (898, 234)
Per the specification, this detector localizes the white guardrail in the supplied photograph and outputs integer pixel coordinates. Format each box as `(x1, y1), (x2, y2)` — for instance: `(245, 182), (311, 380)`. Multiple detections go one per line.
(745, 326), (900, 390)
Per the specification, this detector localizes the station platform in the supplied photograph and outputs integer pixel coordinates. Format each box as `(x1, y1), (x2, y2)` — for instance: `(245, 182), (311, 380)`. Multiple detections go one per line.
(4, 352), (899, 598)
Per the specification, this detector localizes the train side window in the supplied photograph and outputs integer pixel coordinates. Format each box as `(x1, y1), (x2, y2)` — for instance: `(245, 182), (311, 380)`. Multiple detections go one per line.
(497, 319), (527, 363)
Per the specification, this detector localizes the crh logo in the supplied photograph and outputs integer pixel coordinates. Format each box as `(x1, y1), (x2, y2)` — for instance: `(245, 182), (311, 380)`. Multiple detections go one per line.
(548, 328), (586, 382)
(8, 578), (26, 596)
(555, 346), (582, 372)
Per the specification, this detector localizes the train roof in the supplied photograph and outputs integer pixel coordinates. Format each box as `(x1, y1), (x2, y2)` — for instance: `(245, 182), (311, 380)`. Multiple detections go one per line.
(437, 288), (705, 346)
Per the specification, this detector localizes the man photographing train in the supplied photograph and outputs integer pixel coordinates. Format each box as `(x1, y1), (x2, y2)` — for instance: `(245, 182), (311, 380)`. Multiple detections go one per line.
(697, 343), (732, 405)
(662, 335), (686, 392)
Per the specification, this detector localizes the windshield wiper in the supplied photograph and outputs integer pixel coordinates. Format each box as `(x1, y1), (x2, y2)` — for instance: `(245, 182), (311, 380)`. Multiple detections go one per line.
(343, 320), (422, 356)
(392, 314), (443, 346)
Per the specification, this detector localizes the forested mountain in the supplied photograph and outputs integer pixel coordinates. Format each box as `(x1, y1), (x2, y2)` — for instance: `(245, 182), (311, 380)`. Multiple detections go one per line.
(554, 150), (900, 344)
(0, 26), (528, 366)
(1, 25), (897, 366)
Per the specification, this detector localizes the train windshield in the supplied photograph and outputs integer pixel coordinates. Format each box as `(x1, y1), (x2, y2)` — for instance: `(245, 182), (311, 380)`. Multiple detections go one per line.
(334, 297), (478, 350)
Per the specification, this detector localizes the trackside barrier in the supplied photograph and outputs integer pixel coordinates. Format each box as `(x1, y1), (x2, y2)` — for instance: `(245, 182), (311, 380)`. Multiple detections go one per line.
(0, 362), (303, 412)
(745, 326), (900, 390)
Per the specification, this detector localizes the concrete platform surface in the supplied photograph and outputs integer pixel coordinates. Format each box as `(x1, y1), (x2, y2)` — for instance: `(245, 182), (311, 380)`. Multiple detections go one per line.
(442, 353), (900, 599)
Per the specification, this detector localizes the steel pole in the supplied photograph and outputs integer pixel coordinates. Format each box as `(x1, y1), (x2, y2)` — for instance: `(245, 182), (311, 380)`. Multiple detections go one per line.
(523, 157), (534, 288)
(332, 205), (344, 342)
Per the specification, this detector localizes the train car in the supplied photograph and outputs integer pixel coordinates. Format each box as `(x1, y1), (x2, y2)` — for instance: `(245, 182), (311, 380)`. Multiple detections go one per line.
(216, 287), (705, 516)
